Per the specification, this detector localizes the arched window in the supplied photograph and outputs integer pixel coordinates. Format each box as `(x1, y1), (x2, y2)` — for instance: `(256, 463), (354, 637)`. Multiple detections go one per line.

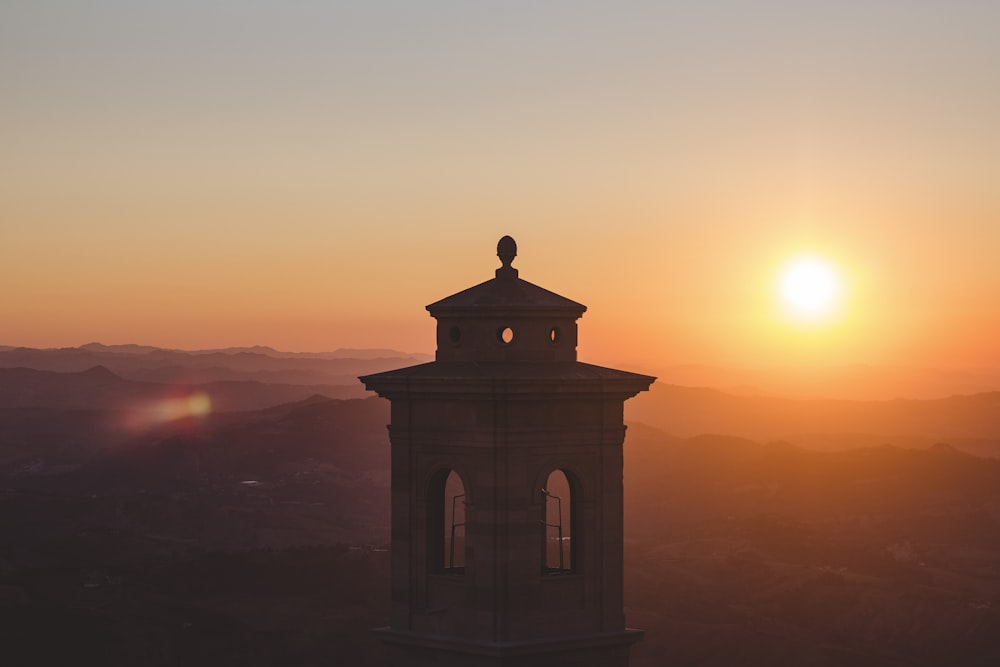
(542, 469), (573, 574)
(428, 469), (466, 574)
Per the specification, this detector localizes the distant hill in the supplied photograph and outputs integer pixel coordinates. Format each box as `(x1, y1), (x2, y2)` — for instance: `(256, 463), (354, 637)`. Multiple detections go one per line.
(4, 355), (999, 457)
(78, 342), (431, 361)
(626, 383), (1000, 457)
(80, 342), (165, 355)
(625, 423), (1000, 530)
(0, 366), (364, 412)
(0, 343), (430, 388)
(637, 363), (1000, 400)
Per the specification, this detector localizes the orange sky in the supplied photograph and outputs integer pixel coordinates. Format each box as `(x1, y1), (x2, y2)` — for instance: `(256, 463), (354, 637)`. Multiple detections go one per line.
(2, 2), (998, 370)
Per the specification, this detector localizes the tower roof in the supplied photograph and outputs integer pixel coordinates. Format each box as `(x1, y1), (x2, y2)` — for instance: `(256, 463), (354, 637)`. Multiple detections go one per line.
(361, 235), (657, 377)
(358, 360), (654, 398)
(426, 277), (586, 314)
(426, 235), (586, 315)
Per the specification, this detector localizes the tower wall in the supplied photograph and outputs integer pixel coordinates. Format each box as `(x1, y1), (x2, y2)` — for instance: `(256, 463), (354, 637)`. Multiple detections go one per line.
(361, 237), (653, 666)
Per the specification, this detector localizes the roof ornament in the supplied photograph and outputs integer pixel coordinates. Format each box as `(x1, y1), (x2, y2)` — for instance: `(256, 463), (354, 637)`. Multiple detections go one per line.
(496, 235), (518, 279)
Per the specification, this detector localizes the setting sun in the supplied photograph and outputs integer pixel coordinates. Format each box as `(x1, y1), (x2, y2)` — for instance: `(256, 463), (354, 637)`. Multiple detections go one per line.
(778, 255), (843, 323)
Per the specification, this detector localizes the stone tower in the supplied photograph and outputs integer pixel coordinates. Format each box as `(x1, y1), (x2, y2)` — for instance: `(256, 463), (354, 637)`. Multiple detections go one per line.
(360, 236), (654, 667)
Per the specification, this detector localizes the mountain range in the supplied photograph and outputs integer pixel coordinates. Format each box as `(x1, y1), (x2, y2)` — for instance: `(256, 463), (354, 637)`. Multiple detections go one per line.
(0, 344), (432, 388)
(2, 343), (1000, 664)
(627, 383), (1000, 458)
(3, 345), (997, 458)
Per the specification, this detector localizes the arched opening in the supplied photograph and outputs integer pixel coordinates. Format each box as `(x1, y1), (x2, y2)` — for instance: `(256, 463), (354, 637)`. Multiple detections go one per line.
(542, 469), (574, 574)
(428, 469), (466, 574)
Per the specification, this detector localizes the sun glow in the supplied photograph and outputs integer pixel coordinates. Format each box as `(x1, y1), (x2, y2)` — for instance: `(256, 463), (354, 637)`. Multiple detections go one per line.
(778, 255), (843, 324)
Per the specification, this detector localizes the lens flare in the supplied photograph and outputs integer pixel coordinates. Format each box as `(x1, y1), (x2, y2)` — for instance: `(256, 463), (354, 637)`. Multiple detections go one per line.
(122, 391), (212, 432)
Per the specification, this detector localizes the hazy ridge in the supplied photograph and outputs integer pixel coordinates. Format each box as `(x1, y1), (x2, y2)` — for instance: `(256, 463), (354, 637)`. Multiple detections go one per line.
(627, 383), (1000, 458)
(0, 344), (432, 389)
(3, 349), (998, 457)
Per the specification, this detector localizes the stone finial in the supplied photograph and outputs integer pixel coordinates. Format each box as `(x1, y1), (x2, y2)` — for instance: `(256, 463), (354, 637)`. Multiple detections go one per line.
(497, 236), (517, 269)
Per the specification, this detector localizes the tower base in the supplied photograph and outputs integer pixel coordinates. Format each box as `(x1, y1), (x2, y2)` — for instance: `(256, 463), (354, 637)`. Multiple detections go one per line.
(375, 627), (643, 667)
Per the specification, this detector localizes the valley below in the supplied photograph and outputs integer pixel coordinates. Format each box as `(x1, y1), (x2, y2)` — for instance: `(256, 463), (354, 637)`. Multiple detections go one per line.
(2, 345), (999, 665)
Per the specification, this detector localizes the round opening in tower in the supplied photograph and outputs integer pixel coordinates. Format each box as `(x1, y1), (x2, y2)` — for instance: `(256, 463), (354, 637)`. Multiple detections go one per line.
(549, 327), (561, 344)
(448, 325), (461, 345)
(497, 326), (515, 345)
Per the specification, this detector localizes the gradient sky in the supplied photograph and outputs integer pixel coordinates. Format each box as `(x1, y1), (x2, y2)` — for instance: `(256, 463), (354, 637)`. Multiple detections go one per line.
(3, 1), (998, 369)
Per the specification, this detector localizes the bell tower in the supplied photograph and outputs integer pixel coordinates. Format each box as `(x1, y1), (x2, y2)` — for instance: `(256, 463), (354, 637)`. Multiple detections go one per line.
(361, 236), (654, 667)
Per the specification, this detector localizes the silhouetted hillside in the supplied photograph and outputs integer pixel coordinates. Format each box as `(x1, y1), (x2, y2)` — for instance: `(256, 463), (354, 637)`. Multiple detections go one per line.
(3, 394), (1000, 665)
(0, 394), (395, 665)
(2, 396), (390, 544)
(624, 424), (1000, 667)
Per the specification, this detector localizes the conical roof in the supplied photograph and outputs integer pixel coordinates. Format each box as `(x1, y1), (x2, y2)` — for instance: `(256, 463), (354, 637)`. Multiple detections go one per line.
(426, 235), (585, 315)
